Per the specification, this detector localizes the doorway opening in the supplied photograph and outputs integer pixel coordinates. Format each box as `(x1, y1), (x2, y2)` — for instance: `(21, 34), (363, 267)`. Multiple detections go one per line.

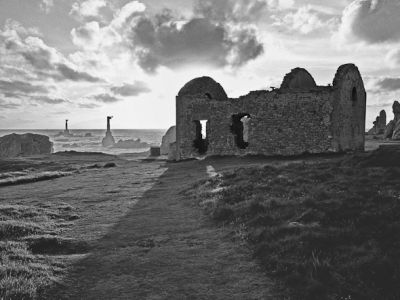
(231, 113), (251, 149)
(193, 120), (208, 154)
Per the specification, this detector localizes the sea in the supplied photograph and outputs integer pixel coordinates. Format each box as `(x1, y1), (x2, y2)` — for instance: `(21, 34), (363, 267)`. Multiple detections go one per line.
(0, 129), (166, 155)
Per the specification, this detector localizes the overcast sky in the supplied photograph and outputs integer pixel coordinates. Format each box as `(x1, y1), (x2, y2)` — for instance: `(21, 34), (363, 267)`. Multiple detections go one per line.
(0, 0), (399, 129)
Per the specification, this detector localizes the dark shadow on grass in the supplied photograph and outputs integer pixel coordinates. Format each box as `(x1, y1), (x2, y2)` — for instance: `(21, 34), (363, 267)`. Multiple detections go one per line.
(43, 156), (284, 300)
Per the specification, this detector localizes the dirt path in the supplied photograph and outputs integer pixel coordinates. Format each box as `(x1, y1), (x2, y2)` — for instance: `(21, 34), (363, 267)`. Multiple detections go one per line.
(43, 159), (275, 299)
(1, 156), (278, 299)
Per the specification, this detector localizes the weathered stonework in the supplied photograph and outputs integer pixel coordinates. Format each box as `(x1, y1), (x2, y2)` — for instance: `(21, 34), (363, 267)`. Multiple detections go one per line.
(175, 64), (366, 160)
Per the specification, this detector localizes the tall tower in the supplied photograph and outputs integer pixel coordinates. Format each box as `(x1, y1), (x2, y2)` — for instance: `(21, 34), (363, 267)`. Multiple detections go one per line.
(102, 116), (115, 147)
(107, 116), (112, 132)
(64, 119), (70, 136)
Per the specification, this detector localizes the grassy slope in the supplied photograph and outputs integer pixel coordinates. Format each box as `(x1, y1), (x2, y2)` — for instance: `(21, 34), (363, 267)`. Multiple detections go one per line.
(0, 203), (85, 300)
(0, 153), (119, 299)
(190, 149), (400, 300)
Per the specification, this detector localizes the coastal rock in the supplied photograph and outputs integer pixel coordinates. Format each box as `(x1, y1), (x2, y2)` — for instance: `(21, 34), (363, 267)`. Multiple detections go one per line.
(384, 101), (400, 139)
(368, 110), (387, 135)
(102, 132), (115, 147)
(161, 126), (176, 155)
(0, 133), (53, 157)
(384, 120), (394, 139)
(113, 138), (150, 149)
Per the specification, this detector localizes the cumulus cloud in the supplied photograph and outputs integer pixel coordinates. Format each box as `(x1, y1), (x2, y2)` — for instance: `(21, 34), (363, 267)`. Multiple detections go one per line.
(70, 1), (146, 51)
(194, 0), (268, 23)
(70, 0), (107, 19)
(129, 2), (264, 72)
(376, 77), (400, 91)
(71, 21), (101, 49)
(93, 93), (122, 103)
(110, 81), (150, 96)
(272, 6), (338, 35)
(338, 0), (400, 44)
(40, 0), (54, 14)
(2, 29), (101, 82)
(69, 0), (264, 73)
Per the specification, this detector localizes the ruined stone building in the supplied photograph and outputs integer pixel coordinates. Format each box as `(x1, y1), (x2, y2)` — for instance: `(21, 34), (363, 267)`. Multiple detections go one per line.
(175, 64), (366, 160)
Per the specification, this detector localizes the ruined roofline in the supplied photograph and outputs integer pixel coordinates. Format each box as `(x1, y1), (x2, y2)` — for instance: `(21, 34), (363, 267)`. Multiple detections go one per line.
(177, 63), (361, 100)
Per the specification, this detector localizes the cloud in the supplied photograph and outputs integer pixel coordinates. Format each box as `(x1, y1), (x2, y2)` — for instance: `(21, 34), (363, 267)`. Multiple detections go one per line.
(40, 0), (54, 14)
(129, 4), (264, 72)
(194, 0), (268, 23)
(70, 0), (107, 19)
(0, 79), (48, 95)
(111, 1), (146, 28)
(79, 103), (100, 108)
(386, 48), (400, 67)
(71, 21), (102, 49)
(55, 63), (100, 82)
(338, 0), (400, 44)
(93, 93), (122, 103)
(376, 78), (400, 91)
(2, 32), (101, 82)
(272, 6), (338, 35)
(110, 81), (150, 96)
(32, 96), (70, 104)
(0, 99), (20, 109)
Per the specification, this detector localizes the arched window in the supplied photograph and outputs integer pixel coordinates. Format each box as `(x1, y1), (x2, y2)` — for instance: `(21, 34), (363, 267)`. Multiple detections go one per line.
(351, 87), (358, 106)
(231, 113), (251, 149)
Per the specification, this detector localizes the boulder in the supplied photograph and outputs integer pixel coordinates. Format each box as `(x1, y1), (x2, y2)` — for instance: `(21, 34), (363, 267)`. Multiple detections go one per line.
(160, 126), (176, 155)
(0, 133), (53, 157)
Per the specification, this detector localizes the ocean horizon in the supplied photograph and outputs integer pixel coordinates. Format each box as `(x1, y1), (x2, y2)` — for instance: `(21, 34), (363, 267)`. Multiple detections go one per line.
(0, 129), (167, 155)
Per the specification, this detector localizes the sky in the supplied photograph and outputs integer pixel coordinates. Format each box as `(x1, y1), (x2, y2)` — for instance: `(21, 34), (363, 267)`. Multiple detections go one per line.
(0, 0), (399, 129)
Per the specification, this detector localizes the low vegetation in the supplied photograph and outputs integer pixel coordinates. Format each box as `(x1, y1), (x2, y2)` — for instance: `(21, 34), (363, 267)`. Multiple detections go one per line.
(0, 203), (85, 299)
(189, 150), (400, 299)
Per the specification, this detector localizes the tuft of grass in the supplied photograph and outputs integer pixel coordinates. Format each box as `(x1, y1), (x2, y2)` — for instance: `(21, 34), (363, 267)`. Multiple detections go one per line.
(189, 150), (400, 300)
(0, 203), (82, 299)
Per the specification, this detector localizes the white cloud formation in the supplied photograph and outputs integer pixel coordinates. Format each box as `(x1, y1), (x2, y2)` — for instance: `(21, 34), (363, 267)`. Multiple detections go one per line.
(338, 0), (400, 44)
(272, 6), (337, 35)
(386, 48), (400, 67)
(40, 0), (54, 14)
(70, 0), (107, 19)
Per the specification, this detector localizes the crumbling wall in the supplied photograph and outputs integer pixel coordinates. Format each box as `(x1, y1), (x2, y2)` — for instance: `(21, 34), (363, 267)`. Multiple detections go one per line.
(177, 90), (335, 159)
(175, 64), (366, 160)
(331, 64), (366, 151)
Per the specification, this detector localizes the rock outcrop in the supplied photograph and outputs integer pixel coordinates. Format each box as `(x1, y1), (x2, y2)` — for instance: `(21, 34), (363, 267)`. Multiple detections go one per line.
(0, 133), (53, 157)
(160, 126), (176, 155)
(102, 132), (115, 147)
(113, 138), (150, 149)
(384, 101), (400, 139)
(368, 110), (386, 135)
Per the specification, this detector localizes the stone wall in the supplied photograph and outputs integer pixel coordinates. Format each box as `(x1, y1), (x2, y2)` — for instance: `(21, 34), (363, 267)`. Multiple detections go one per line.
(175, 64), (366, 160)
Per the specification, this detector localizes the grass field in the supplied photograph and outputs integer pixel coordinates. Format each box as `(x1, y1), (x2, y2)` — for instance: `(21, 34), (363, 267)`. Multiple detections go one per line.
(189, 148), (400, 299)
(0, 202), (86, 299)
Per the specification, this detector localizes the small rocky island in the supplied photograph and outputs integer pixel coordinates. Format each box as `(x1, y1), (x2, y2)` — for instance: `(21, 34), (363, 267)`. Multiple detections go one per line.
(101, 116), (151, 149)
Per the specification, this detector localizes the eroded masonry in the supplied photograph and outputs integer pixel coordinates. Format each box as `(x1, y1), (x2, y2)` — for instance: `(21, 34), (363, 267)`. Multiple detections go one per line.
(175, 64), (366, 160)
